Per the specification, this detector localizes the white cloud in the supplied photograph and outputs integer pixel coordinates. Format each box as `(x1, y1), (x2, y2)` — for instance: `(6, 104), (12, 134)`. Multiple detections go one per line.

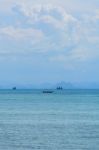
(95, 10), (99, 19)
(15, 3), (79, 52)
(50, 44), (99, 68)
(17, 3), (77, 28)
(0, 0), (98, 14)
(0, 3), (79, 54)
(0, 26), (44, 41)
(0, 0), (16, 13)
(0, 0), (99, 65)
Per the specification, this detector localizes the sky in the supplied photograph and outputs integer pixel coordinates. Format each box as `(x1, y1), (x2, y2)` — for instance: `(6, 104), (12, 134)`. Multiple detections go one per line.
(0, 0), (99, 87)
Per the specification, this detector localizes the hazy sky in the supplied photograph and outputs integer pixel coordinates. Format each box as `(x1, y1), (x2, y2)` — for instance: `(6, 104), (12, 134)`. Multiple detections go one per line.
(0, 0), (99, 86)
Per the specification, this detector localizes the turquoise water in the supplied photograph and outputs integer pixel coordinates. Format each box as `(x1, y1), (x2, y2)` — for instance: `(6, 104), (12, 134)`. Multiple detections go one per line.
(0, 89), (99, 150)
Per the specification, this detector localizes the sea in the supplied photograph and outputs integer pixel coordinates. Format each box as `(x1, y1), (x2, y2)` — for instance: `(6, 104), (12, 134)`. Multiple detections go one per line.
(0, 89), (99, 150)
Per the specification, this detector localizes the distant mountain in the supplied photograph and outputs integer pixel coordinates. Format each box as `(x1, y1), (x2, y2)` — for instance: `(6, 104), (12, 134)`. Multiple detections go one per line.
(75, 82), (99, 89)
(38, 81), (74, 89)
(0, 81), (99, 89)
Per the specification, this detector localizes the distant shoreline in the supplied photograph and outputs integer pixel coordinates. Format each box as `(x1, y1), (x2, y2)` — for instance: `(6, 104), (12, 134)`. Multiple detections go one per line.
(0, 88), (99, 90)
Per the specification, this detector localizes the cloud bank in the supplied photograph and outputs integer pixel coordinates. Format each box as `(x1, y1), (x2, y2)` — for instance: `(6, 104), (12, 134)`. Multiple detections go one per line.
(0, 0), (99, 68)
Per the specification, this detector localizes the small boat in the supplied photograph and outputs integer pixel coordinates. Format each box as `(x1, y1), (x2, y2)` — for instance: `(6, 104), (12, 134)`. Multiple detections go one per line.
(43, 90), (54, 93)
(12, 87), (16, 90)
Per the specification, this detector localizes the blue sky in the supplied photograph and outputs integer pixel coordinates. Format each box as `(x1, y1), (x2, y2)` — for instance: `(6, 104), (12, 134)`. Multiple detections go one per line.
(0, 0), (99, 87)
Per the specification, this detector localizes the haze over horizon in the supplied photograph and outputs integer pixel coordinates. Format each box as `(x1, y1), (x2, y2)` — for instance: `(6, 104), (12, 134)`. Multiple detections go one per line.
(0, 0), (99, 86)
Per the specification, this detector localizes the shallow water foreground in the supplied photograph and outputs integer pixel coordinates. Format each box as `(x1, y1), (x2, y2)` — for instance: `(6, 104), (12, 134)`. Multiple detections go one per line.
(0, 89), (99, 150)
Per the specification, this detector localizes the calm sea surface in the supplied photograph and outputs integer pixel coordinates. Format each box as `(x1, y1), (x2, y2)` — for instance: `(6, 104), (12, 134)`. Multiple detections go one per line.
(0, 89), (99, 150)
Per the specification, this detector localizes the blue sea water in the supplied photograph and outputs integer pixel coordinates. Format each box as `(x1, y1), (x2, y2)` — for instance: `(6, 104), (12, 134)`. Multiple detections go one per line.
(0, 89), (99, 150)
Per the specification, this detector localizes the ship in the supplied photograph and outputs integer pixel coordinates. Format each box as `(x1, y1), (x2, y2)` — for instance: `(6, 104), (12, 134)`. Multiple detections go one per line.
(56, 86), (63, 90)
(43, 90), (54, 93)
(12, 87), (16, 90)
